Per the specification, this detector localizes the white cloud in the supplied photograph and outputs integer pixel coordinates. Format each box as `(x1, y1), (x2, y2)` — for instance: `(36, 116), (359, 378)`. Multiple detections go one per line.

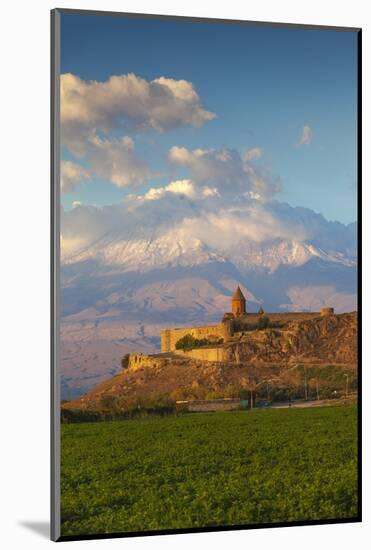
(142, 180), (219, 201)
(144, 180), (196, 200)
(60, 191), (309, 261)
(61, 72), (215, 152)
(60, 184), (356, 265)
(61, 136), (155, 191)
(168, 145), (280, 199)
(177, 202), (309, 250)
(61, 160), (90, 193)
(60, 233), (87, 257)
(299, 125), (312, 145)
(60, 72), (216, 190)
(243, 147), (263, 161)
(86, 134), (156, 188)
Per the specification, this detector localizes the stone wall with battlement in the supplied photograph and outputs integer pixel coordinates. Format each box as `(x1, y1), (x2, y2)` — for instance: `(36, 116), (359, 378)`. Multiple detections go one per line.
(160, 311), (331, 353)
(237, 311), (320, 324)
(160, 324), (226, 353)
(173, 345), (227, 362)
(129, 308), (344, 369)
(127, 353), (188, 371)
(127, 353), (160, 371)
(127, 353), (191, 372)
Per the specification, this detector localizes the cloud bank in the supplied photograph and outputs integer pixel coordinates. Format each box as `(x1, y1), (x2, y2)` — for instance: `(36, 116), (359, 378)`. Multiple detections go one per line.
(61, 73), (215, 135)
(61, 72), (215, 152)
(61, 180), (356, 263)
(86, 135), (156, 188)
(243, 147), (263, 161)
(168, 146), (281, 199)
(142, 179), (219, 201)
(60, 72), (216, 191)
(60, 72), (355, 275)
(61, 160), (91, 193)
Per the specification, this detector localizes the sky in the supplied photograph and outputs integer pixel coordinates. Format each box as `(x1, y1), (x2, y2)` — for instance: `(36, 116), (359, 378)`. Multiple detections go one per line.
(60, 12), (358, 225)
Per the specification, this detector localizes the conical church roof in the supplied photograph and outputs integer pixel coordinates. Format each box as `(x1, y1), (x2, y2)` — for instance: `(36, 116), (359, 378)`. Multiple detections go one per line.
(232, 286), (246, 301)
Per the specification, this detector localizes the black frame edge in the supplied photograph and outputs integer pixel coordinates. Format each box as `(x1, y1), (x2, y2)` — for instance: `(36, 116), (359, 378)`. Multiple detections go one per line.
(54, 7), (361, 32)
(51, 7), (61, 543)
(356, 28), (362, 523)
(57, 516), (361, 543)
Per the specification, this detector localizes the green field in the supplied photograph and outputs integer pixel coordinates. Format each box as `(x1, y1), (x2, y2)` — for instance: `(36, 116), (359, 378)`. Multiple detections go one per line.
(61, 405), (358, 536)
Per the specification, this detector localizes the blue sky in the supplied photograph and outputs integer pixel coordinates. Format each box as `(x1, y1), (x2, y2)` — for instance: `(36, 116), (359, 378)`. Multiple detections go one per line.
(60, 12), (358, 223)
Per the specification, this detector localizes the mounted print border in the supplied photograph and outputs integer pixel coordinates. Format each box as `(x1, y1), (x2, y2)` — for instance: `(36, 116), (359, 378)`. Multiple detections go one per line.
(51, 8), (362, 542)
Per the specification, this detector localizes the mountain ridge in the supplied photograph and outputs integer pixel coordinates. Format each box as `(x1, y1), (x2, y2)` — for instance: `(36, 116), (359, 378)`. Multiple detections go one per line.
(60, 209), (357, 399)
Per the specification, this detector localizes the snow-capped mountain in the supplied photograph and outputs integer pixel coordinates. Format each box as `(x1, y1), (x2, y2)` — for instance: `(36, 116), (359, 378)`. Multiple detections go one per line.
(62, 228), (356, 274)
(60, 206), (357, 399)
(62, 231), (227, 271)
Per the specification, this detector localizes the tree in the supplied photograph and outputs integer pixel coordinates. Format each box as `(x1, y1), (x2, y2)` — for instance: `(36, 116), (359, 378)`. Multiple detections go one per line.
(257, 315), (269, 330)
(304, 366), (308, 400)
(121, 354), (130, 369)
(100, 395), (118, 410)
(309, 378), (320, 401)
(175, 334), (209, 351)
(175, 334), (197, 351)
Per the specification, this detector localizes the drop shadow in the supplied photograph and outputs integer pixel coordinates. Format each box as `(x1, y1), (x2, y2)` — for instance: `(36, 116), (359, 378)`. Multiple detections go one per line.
(18, 521), (50, 539)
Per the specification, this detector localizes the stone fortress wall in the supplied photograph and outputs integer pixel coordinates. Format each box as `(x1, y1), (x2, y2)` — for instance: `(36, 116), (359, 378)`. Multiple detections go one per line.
(126, 290), (338, 370)
(127, 353), (190, 372)
(128, 353), (162, 371)
(174, 345), (227, 362)
(160, 308), (334, 354)
(160, 324), (226, 353)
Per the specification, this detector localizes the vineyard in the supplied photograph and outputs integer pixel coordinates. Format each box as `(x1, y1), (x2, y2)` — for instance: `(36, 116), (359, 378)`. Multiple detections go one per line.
(61, 404), (358, 537)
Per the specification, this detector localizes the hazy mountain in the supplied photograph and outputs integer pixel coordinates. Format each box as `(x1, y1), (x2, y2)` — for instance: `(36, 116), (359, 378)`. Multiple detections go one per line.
(60, 207), (357, 399)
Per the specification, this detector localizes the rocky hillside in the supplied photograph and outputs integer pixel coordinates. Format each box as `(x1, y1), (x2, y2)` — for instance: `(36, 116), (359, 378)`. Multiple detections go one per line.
(63, 312), (357, 413)
(60, 208), (357, 400)
(224, 312), (357, 365)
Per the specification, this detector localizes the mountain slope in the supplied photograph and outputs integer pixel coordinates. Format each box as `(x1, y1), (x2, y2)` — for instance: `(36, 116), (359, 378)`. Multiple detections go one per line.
(60, 219), (357, 399)
(62, 312), (357, 413)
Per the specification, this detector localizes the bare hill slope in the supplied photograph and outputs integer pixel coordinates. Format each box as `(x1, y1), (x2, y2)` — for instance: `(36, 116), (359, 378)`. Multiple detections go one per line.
(63, 312), (357, 413)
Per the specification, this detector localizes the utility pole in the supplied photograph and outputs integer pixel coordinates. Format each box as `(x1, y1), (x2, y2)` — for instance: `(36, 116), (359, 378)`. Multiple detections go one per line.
(344, 373), (349, 397)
